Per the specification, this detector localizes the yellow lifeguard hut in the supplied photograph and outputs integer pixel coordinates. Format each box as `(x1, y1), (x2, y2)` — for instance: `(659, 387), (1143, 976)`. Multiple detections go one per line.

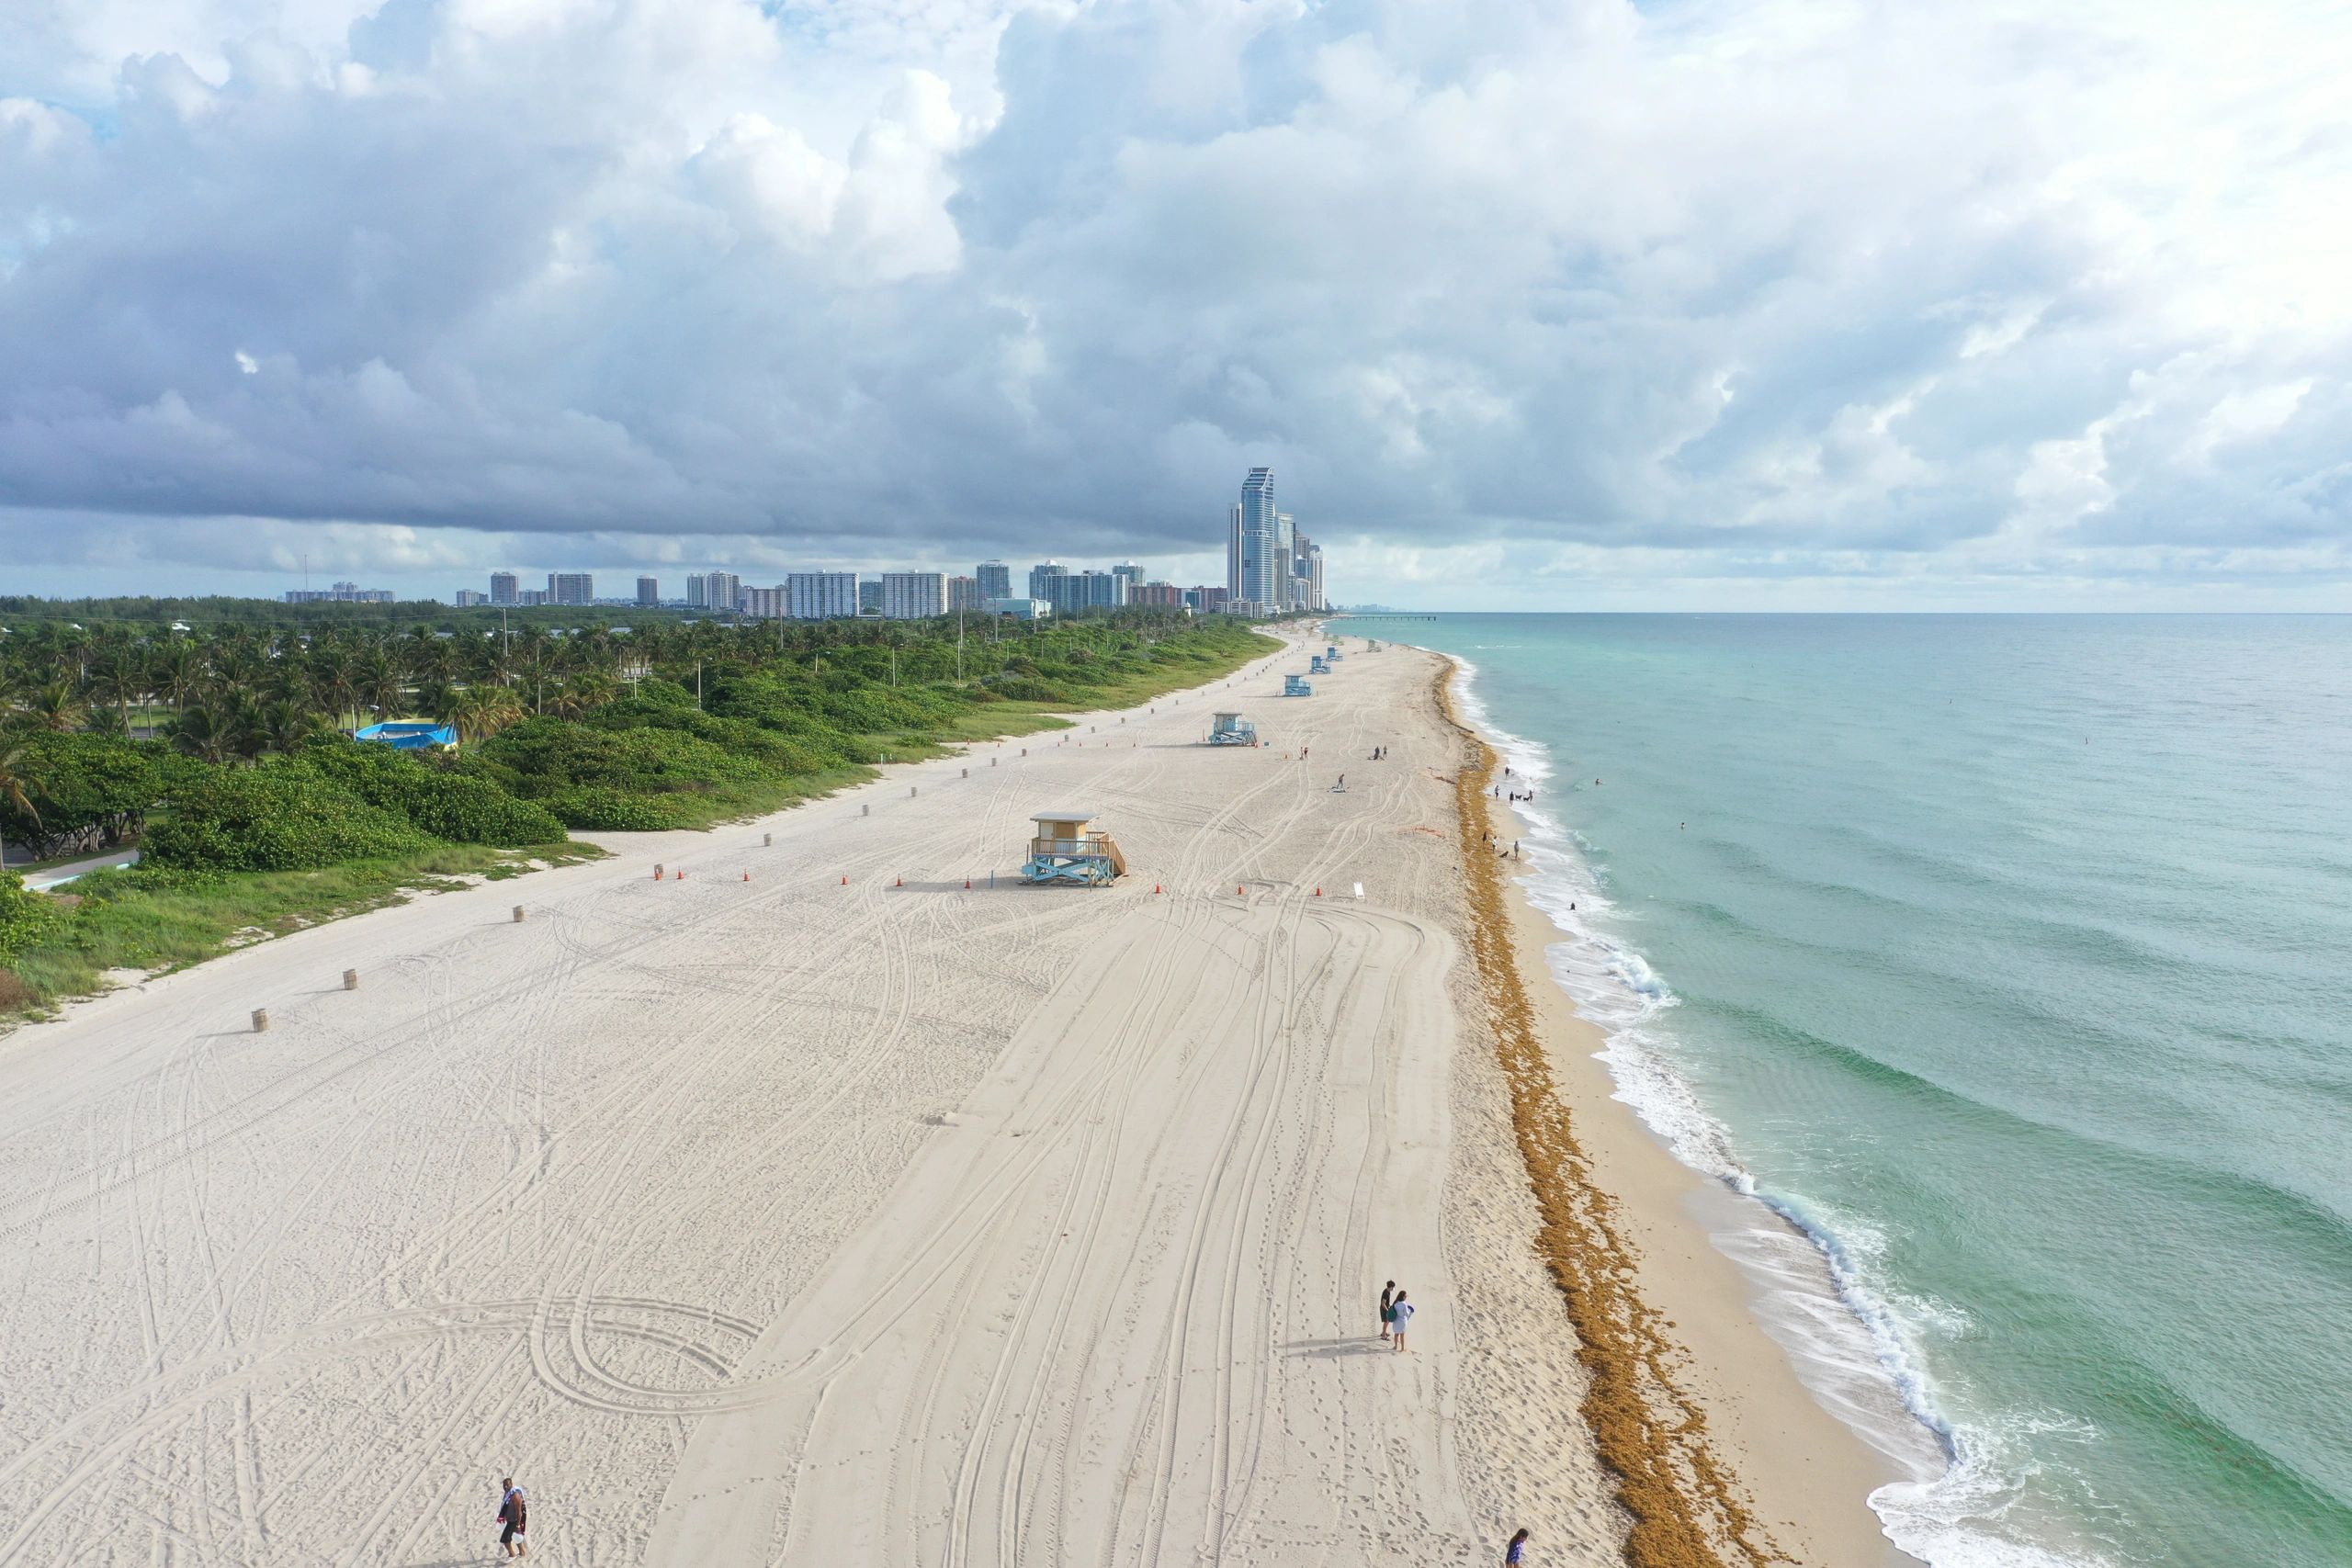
(1021, 810), (1127, 886)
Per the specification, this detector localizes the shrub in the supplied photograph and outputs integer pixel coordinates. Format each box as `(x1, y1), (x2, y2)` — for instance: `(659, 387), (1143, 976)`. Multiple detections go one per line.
(540, 786), (679, 831)
(144, 762), (434, 871)
(0, 732), (164, 861)
(298, 740), (567, 847)
(0, 872), (64, 964)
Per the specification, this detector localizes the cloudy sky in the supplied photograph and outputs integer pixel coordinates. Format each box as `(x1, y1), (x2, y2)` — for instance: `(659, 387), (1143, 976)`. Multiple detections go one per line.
(4, 0), (2349, 609)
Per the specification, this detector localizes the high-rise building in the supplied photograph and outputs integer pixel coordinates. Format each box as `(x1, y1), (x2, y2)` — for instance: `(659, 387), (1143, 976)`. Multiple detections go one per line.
(1131, 581), (1183, 607)
(636, 576), (660, 607)
(1191, 586), (1231, 614)
(786, 571), (858, 620)
(1227, 504), (1245, 601)
(976, 560), (1012, 601)
(548, 572), (594, 605)
(881, 571), (949, 619)
(1112, 562), (1143, 593)
(704, 571), (742, 613)
(456, 589), (490, 607)
(685, 573), (709, 610)
(490, 571), (519, 605)
(1038, 570), (1126, 617)
(1027, 559), (1063, 599)
(858, 579), (883, 615)
(518, 589), (548, 606)
(741, 585), (788, 619)
(1238, 468), (1281, 611)
(948, 575), (984, 613)
(286, 581), (393, 604)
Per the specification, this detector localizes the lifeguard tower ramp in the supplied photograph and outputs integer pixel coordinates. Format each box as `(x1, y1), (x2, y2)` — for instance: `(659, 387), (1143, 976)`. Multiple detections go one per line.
(1208, 712), (1258, 746)
(1283, 673), (1314, 697)
(1020, 811), (1126, 886)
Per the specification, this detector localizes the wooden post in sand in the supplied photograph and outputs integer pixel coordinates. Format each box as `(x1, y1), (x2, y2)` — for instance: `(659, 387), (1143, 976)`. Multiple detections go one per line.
(962, 767), (968, 778)
(910, 785), (919, 798)
(252, 1009), (270, 1032)
(343, 969), (358, 991)
(863, 804), (870, 817)
(513, 905), (526, 923)
(763, 832), (773, 847)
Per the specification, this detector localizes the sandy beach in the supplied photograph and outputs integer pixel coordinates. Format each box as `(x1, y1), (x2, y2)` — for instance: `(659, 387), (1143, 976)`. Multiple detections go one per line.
(0, 632), (1904, 1566)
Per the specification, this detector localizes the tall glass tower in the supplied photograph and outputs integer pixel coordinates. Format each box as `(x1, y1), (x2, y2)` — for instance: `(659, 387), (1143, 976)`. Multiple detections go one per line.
(1238, 468), (1280, 609)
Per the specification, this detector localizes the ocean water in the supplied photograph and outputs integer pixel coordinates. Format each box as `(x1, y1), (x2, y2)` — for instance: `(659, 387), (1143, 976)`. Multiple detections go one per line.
(1365, 615), (2352, 1568)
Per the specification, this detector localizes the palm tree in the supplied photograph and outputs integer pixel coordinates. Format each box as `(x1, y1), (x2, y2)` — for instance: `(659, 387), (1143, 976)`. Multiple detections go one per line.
(450, 685), (525, 743)
(169, 702), (252, 764)
(153, 643), (201, 718)
(356, 649), (407, 722)
(27, 682), (86, 733)
(256, 699), (323, 755)
(0, 743), (40, 835)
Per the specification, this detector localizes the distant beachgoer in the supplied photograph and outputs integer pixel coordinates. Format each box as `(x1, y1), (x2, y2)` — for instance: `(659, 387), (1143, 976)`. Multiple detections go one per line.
(1506, 1528), (1531, 1565)
(1380, 1280), (1396, 1338)
(1338, 773), (1345, 789)
(1390, 1292), (1414, 1351)
(498, 1479), (528, 1558)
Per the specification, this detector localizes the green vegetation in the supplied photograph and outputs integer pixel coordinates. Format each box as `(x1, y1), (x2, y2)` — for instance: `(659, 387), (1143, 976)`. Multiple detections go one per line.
(0, 602), (1280, 1015)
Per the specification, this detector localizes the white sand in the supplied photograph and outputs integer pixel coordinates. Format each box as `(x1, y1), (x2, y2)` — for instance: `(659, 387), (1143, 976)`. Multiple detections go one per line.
(0, 637), (1621, 1567)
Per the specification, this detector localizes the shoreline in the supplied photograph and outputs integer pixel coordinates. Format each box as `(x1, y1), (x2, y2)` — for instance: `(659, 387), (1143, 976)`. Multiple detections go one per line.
(1430, 655), (1921, 1568)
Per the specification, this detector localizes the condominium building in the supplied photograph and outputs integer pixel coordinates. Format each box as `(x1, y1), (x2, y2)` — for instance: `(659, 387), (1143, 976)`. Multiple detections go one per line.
(455, 590), (490, 607)
(1238, 468), (1282, 609)
(741, 585), (788, 619)
(548, 572), (594, 606)
(880, 571), (949, 619)
(976, 560), (1012, 601)
(1226, 504), (1244, 601)
(858, 579), (883, 615)
(1112, 562), (1143, 593)
(518, 589), (548, 606)
(1038, 570), (1126, 617)
(636, 576), (660, 607)
(685, 573), (709, 609)
(705, 571), (741, 613)
(948, 575), (984, 613)
(1027, 559), (1063, 599)
(1187, 586), (1231, 613)
(786, 571), (859, 621)
(490, 571), (519, 605)
(1130, 581), (1183, 608)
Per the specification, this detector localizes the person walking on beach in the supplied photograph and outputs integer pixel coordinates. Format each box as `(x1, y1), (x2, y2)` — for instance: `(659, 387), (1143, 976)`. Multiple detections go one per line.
(1390, 1291), (1414, 1351)
(1380, 1280), (1396, 1339)
(1505, 1528), (1531, 1565)
(497, 1478), (528, 1557)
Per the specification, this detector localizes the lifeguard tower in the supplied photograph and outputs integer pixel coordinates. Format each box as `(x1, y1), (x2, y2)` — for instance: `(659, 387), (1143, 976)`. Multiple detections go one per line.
(1325, 644), (1342, 661)
(1020, 810), (1126, 886)
(1283, 673), (1314, 697)
(1208, 712), (1258, 746)
(1309, 655), (1329, 674)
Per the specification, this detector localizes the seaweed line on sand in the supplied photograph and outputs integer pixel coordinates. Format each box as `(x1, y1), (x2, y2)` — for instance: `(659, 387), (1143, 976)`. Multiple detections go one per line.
(1435, 659), (1792, 1568)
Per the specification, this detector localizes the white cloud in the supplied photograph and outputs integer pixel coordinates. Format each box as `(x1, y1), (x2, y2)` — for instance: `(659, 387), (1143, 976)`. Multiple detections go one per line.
(1, 0), (2349, 606)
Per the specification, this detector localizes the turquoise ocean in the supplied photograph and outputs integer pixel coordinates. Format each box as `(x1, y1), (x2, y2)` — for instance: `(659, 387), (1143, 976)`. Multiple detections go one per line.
(1355, 615), (2352, 1568)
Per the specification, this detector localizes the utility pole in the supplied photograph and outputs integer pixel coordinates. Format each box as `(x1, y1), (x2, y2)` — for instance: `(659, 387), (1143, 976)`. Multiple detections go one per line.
(695, 660), (702, 709)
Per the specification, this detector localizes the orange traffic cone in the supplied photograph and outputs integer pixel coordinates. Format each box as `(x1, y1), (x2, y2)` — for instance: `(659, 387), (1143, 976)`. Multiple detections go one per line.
(841, 874), (848, 885)
(965, 878), (972, 889)
(1315, 887), (1323, 897)
(896, 876), (903, 887)
(1154, 884), (1162, 894)
(741, 871), (750, 882)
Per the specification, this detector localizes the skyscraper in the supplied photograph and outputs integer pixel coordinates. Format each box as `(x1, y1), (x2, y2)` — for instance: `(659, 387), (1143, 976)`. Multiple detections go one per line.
(637, 576), (660, 607)
(685, 573), (709, 609)
(880, 572), (949, 619)
(786, 571), (858, 620)
(548, 572), (594, 605)
(949, 575), (984, 612)
(704, 571), (742, 613)
(1112, 562), (1143, 593)
(976, 560), (1012, 601)
(490, 570), (518, 605)
(1028, 559), (1062, 599)
(1226, 504), (1244, 601)
(1238, 468), (1281, 610)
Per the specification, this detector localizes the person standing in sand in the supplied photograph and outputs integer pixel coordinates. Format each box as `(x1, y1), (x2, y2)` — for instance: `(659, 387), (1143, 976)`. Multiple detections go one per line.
(1506, 1527), (1531, 1564)
(1380, 1280), (1396, 1339)
(1390, 1291), (1414, 1351)
(497, 1478), (528, 1558)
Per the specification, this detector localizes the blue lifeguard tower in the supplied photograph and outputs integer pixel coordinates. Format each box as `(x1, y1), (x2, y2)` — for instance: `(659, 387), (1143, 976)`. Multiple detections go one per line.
(1207, 711), (1258, 746)
(1309, 655), (1329, 674)
(1283, 673), (1314, 697)
(1325, 644), (1342, 661)
(1020, 810), (1127, 887)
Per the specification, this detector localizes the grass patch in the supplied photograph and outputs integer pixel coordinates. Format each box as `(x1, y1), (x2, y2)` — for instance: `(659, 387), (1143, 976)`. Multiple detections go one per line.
(1, 840), (603, 1021)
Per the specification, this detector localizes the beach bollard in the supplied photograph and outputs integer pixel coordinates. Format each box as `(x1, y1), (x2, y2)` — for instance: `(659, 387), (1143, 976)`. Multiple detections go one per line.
(513, 905), (526, 922)
(252, 1008), (270, 1032)
(343, 969), (359, 991)
(991, 757), (998, 767)
(763, 832), (773, 847)
(863, 804), (870, 818)
(1022, 748), (1027, 757)
(962, 767), (968, 778)
(910, 786), (918, 797)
